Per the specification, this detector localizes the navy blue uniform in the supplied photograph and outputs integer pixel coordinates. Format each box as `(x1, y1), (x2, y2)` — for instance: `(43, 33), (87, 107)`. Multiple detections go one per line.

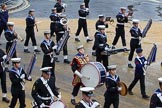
(150, 89), (162, 108)
(95, 20), (108, 30)
(128, 56), (147, 97)
(49, 13), (60, 37)
(54, 2), (64, 13)
(75, 8), (89, 37)
(0, 9), (8, 38)
(128, 26), (142, 61)
(31, 77), (59, 108)
(24, 15), (37, 47)
(94, 32), (108, 71)
(40, 39), (55, 77)
(0, 49), (7, 94)
(9, 67), (31, 108)
(75, 99), (99, 108)
(112, 12), (128, 47)
(104, 74), (120, 108)
(4, 29), (17, 58)
(55, 23), (68, 55)
(84, 0), (90, 8)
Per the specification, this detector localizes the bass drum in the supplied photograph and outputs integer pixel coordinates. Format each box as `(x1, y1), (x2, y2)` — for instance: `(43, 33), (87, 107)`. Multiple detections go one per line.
(81, 62), (106, 88)
(50, 100), (65, 108)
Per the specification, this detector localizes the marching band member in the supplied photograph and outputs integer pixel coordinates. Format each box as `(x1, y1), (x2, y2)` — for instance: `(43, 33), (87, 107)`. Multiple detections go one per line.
(0, 3), (8, 45)
(40, 31), (58, 85)
(0, 49), (10, 103)
(24, 9), (41, 53)
(94, 25), (109, 71)
(104, 65), (121, 108)
(54, 0), (65, 14)
(128, 19), (142, 68)
(70, 45), (89, 105)
(75, 87), (100, 108)
(95, 15), (108, 30)
(55, 17), (70, 64)
(75, 3), (93, 43)
(31, 67), (61, 108)
(128, 48), (150, 99)
(112, 7), (128, 49)
(9, 58), (32, 108)
(49, 8), (60, 37)
(150, 77), (162, 108)
(4, 22), (17, 58)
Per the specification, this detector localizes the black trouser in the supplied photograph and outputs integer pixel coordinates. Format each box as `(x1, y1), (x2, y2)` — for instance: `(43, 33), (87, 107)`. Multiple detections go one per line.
(128, 73), (146, 96)
(24, 28), (37, 46)
(6, 42), (17, 58)
(9, 89), (26, 108)
(128, 39), (141, 61)
(84, 0), (90, 8)
(96, 50), (108, 71)
(0, 71), (7, 93)
(72, 84), (82, 97)
(0, 24), (7, 37)
(112, 26), (126, 46)
(104, 97), (119, 108)
(75, 19), (88, 37)
(42, 55), (55, 79)
(50, 23), (57, 37)
(56, 33), (68, 55)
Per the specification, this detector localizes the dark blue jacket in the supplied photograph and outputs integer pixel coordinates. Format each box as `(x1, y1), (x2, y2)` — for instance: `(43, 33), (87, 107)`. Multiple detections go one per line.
(0, 10), (8, 26)
(135, 56), (146, 74)
(150, 88), (162, 108)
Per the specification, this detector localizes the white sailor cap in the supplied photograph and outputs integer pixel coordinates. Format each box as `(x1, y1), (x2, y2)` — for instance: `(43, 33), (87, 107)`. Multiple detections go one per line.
(98, 25), (105, 30)
(80, 87), (95, 97)
(40, 67), (52, 74)
(132, 19), (140, 24)
(158, 77), (162, 83)
(107, 65), (117, 70)
(77, 45), (84, 50)
(44, 31), (50, 35)
(80, 3), (85, 6)
(120, 7), (126, 10)
(29, 9), (35, 13)
(51, 8), (57, 11)
(7, 22), (14, 26)
(11, 58), (21, 63)
(98, 15), (104, 18)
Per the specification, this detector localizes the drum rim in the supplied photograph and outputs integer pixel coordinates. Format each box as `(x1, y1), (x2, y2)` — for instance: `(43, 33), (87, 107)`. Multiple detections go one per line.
(81, 62), (106, 87)
(50, 100), (66, 108)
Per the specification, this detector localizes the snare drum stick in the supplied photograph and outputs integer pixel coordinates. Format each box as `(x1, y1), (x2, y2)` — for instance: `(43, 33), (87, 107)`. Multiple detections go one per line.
(82, 76), (90, 80)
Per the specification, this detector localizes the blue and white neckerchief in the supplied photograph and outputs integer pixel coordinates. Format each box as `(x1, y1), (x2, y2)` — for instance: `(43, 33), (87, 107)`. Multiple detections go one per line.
(107, 75), (119, 82)
(11, 67), (22, 76)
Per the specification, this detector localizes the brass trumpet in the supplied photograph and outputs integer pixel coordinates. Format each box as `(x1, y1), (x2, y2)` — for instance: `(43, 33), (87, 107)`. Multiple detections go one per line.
(105, 16), (114, 24)
(14, 32), (24, 42)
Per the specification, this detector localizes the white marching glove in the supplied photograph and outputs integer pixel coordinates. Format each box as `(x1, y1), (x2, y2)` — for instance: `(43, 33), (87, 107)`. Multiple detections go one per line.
(20, 74), (25, 79)
(52, 45), (58, 50)
(144, 61), (148, 65)
(57, 92), (62, 101)
(118, 87), (122, 91)
(40, 103), (46, 108)
(28, 75), (32, 80)
(104, 47), (109, 51)
(2, 55), (7, 60)
(74, 70), (83, 78)
(92, 102), (100, 107)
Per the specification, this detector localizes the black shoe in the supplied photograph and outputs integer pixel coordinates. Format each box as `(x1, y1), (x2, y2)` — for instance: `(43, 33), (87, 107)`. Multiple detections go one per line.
(64, 59), (71, 64)
(161, 62), (162, 66)
(111, 46), (115, 49)
(2, 97), (10, 103)
(71, 99), (76, 105)
(86, 39), (93, 43)
(24, 49), (30, 53)
(142, 95), (150, 100)
(128, 64), (134, 68)
(75, 38), (80, 42)
(34, 49), (41, 53)
(128, 90), (134, 95)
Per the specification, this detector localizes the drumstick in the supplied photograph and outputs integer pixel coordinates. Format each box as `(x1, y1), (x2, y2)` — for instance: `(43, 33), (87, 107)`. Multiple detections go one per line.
(82, 76), (90, 80)
(35, 21), (42, 24)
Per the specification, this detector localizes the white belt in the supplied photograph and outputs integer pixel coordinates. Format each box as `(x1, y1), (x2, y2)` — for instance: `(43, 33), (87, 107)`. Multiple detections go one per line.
(99, 44), (104, 47)
(79, 17), (86, 19)
(131, 37), (139, 39)
(38, 95), (51, 100)
(58, 31), (65, 34)
(51, 21), (59, 23)
(117, 23), (124, 25)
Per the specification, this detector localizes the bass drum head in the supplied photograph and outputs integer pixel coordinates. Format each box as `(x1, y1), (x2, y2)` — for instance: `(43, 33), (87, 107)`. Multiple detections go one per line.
(50, 101), (65, 108)
(117, 82), (127, 96)
(81, 63), (100, 88)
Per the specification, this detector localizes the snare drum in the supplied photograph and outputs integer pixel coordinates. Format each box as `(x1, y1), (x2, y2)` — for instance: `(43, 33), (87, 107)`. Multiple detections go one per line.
(81, 62), (106, 88)
(50, 100), (65, 108)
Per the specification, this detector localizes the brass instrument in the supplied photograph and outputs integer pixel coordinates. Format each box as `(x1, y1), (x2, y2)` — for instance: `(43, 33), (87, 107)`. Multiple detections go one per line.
(105, 16), (114, 24)
(14, 31), (24, 42)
